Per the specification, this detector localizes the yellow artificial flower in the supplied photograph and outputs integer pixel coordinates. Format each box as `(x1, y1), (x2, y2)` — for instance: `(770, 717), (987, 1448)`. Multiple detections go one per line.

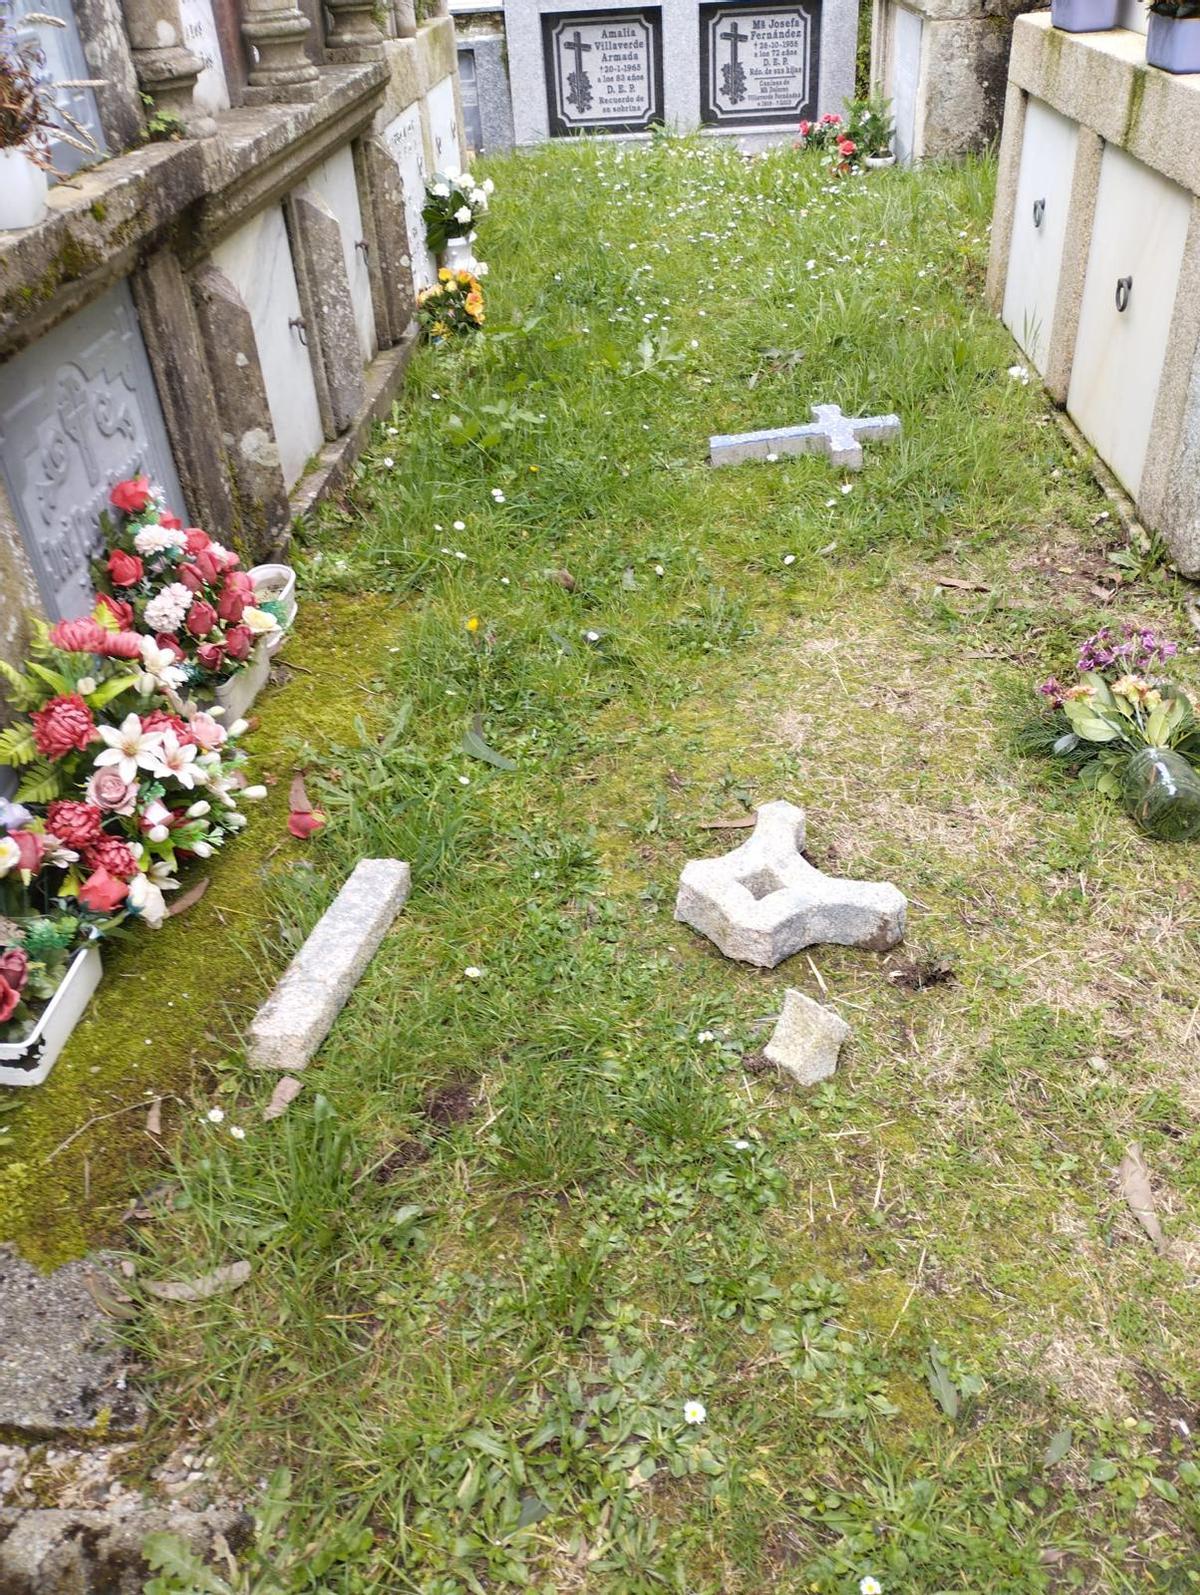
(430, 320), (448, 337)
(466, 615), (481, 633)
(438, 267), (452, 282)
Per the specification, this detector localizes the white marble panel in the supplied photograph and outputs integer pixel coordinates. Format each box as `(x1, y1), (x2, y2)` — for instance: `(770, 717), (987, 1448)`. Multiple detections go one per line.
(305, 147), (378, 364)
(1002, 98), (1078, 375)
(426, 74), (463, 172)
(1068, 147), (1192, 499)
(382, 104), (438, 290)
(179, 0), (231, 113)
(211, 205), (324, 490)
(891, 3), (921, 165)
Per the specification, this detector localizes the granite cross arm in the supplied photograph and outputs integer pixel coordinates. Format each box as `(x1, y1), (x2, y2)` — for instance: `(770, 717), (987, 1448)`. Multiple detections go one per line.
(674, 800), (906, 966)
(709, 404), (901, 469)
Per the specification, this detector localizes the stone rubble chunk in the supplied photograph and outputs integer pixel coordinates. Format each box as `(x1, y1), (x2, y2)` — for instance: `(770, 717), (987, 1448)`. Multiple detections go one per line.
(248, 858), (411, 1070)
(764, 989), (850, 1086)
(674, 800), (906, 966)
(0, 1505), (251, 1594)
(0, 1248), (144, 1439)
(709, 404), (901, 469)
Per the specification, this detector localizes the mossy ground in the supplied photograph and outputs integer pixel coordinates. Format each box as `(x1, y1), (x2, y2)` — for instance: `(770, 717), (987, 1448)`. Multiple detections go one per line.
(13, 139), (1200, 1590)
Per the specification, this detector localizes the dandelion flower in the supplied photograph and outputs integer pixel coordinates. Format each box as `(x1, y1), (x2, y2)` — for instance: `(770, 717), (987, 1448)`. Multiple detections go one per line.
(683, 1400), (707, 1425)
(466, 616), (481, 633)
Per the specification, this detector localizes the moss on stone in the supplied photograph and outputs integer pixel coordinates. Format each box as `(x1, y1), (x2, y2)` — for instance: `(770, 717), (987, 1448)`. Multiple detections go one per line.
(0, 592), (400, 1270)
(1123, 65), (1147, 148)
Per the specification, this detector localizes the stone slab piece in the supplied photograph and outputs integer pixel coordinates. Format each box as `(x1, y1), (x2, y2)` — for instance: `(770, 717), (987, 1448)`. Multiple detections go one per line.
(0, 1247), (144, 1439)
(675, 800), (906, 967)
(710, 405), (901, 469)
(764, 988), (850, 1086)
(248, 858), (411, 1069)
(288, 188), (368, 439)
(0, 1506), (251, 1594)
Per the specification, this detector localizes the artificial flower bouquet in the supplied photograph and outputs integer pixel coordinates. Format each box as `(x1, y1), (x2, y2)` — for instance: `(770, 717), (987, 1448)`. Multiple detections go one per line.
(417, 269), (486, 339)
(421, 169), (494, 254)
(797, 111), (858, 174)
(0, 613), (264, 1041)
(95, 475), (283, 692)
(1025, 623), (1200, 841)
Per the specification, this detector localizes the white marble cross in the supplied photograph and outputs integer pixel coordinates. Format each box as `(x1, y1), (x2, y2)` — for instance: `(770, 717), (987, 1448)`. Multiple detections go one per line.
(709, 404), (901, 470)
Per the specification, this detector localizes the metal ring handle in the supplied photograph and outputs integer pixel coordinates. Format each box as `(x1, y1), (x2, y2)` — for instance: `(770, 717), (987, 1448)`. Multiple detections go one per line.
(1032, 197), (1045, 228)
(288, 315), (308, 347)
(1115, 276), (1132, 313)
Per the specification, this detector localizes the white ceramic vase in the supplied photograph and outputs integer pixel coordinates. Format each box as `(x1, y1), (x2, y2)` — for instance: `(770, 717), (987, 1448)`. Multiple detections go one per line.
(442, 233), (481, 275)
(0, 147), (49, 231)
(864, 153), (897, 170)
(0, 945), (103, 1088)
(214, 640), (271, 722)
(248, 562), (297, 654)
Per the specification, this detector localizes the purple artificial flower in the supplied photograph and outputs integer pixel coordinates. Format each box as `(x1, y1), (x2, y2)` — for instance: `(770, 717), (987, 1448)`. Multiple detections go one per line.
(0, 799), (33, 833)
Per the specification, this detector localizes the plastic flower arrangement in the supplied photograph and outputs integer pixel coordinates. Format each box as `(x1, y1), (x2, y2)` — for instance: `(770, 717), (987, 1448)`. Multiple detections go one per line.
(422, 169), (493, 254)
(94, 475), (280, 688)
(0, 611), (262, 1039)
(417, 269), (486, 339)
(797, 110), (858, 173)
(1025, 623), (1200, 840)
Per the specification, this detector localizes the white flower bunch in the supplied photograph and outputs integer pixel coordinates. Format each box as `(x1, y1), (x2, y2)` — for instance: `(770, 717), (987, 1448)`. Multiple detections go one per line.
(133, 522), (185, 558)
(143, 581), (192, 633)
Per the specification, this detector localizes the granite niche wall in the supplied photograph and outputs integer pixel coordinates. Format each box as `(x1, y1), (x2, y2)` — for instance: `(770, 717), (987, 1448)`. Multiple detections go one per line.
(0, 0), (467, 669)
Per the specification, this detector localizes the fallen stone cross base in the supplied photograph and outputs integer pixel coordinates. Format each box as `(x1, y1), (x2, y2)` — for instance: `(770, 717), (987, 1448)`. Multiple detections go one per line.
(675, 801), (905, 966)
(764, 989), (849, 1086)
(709, 404), (901, 470)
(248, 858), (411, 1070)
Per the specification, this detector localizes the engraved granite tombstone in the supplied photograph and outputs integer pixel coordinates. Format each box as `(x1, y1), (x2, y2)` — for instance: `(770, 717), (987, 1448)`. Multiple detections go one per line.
(699, 2), (819, 126)
(381, 102), (438, 290)
(542, 9), (662, 135)
(0, 283), (186, 621)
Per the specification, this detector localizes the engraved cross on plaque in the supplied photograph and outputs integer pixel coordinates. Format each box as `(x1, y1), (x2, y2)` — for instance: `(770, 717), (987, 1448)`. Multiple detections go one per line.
(720, 19), (748, 105)
(564, 29), (593, 113)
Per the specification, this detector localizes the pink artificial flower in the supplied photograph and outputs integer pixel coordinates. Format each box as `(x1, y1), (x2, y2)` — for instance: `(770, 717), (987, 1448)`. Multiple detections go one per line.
(86, 767), (140, 816)
(78, 866), (129, 914)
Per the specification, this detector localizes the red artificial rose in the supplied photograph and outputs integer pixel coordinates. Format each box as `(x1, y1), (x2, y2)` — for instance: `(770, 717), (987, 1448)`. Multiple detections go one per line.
(176, 562), (205, 594)
(217, 585), (245, 625)
(77, 866), (129, 914)
(31, 694), (97, 760)
(160, 512), (183, 530)
(155, 632), (186, 661)
(110, 476), (153, 515)
(837, 138), (856, 156)
(225, 570), (253, 597)
(107, 549), (144, 588)
(96, 593), (134, 629)
(185, 599), (218, 638)
(49, 617), (109, 654)
(140, 709), (188, 739)
(196, 641), (226, 673)
(224, 625), (253, 662)
(84, 835), (139, 881)
(97, 630), (144, 660)
(46, 800), (104, 850)
(288, 810), (326, 840)
(9, 831), (44, 874)
(183, 528), (212, 555)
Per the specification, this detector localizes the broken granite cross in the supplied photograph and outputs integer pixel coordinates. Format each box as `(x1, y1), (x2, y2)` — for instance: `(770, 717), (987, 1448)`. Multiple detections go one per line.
(675, 801), (905, 966)
(709, 405), (901, 470)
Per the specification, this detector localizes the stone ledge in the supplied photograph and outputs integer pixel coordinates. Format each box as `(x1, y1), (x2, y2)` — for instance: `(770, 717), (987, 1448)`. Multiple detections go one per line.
(0, 63), (389, 356)
(1009, 14), (1200, 197)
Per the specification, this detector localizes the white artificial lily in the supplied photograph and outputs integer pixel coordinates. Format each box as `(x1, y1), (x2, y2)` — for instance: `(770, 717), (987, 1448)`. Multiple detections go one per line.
(148, 731), (203, 790)
(137, 636), (187, 696)
(95, 713), (165, 784)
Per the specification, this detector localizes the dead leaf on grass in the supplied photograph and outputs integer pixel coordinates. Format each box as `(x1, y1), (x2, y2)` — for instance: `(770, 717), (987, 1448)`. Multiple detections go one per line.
(934, 576), (991, 593)
(167, 876), (210, 918)
(263, 1076), (304, 1122)
(145, 1098), (162, 1136)
(1118, 1143), (1166, 1254)
(697, 815), (756, 831)
(143, 1261), (252, 1302)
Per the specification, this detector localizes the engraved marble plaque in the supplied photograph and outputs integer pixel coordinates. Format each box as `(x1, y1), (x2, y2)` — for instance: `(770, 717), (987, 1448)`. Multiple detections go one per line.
(700, 2), (820, 127)
(0, 282), (186, 621)
(542, 9), (662, 137)
(382, 103), (437, 290)
(179, 0), (231, 113)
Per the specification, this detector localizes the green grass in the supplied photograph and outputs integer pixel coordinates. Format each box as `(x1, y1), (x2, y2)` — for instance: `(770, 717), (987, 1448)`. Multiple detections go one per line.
(57, 139), (1200, 1588)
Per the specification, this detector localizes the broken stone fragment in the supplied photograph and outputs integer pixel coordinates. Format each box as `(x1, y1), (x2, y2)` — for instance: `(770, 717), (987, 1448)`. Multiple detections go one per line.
(0, 1505), (251, 1594)
(764, 989), (850, 1086)
(674, 800), (906, 967)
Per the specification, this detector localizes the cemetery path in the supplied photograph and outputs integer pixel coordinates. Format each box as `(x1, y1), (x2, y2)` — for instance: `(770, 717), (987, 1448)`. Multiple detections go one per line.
(14, 140), (1200, 1588)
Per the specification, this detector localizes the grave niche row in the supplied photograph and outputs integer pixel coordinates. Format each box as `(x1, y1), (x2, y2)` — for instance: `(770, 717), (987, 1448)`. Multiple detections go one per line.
(524, 0), (841, 140)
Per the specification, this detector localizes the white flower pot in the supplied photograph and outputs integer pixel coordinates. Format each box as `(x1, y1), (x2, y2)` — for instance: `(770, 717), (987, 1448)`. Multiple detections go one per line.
(442, 234), (481, 275)
(214, 640), (271, 722)
(248, 563), (297, 655)
(0, 945), (103, 1088)
(0, 147), (49, 231)
(864, 153), (897, 169)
